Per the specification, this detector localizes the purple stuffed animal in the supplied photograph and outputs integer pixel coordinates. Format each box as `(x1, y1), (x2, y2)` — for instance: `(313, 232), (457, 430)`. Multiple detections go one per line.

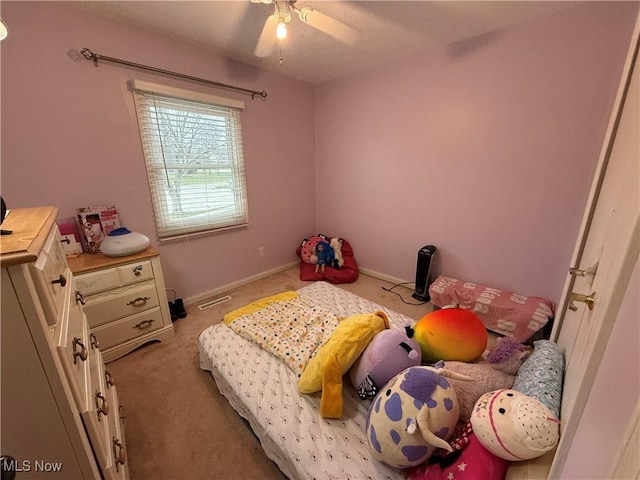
(350, 326), (422, 400)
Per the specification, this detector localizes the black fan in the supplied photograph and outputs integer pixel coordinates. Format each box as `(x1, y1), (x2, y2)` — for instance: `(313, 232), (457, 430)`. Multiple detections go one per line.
(1, 197), (12, 235)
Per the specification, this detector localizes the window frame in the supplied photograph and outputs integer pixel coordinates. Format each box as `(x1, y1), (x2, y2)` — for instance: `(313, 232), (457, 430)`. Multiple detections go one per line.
(130, 79), (249, 241)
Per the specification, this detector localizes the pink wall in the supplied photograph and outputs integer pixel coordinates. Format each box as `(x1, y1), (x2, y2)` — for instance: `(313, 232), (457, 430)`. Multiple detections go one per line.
(314, 2), (638, 305)
(1, 2), (316, 299)
(1, 2), (637, 305)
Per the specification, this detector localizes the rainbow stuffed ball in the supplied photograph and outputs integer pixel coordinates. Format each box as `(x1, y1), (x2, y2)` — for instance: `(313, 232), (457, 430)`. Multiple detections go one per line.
(414, 307), (487, 363)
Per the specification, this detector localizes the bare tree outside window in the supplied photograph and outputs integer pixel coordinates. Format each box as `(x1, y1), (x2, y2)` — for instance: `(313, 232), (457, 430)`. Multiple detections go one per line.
(132, 82), (248, 240)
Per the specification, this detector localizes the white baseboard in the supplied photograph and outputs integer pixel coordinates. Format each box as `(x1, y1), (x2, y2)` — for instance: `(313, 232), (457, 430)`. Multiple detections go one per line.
(184, 261), (299, 305)
(358, 267), (414, 291)
(185, 263), (415, 305)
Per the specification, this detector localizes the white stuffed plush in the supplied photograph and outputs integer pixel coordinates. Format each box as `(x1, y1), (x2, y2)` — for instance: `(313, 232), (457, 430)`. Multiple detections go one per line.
(329, 237), (345, 268)
(366, 366), (469, 468)
(470, 389), (560, 461)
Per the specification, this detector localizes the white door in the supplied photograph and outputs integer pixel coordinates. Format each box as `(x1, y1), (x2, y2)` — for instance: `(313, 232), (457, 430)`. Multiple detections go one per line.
(549, 17), (639, 479)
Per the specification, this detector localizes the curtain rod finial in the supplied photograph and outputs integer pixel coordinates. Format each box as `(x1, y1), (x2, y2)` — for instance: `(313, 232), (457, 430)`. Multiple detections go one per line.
(80, 48), (99, 66)
(80, 48), (94, 60)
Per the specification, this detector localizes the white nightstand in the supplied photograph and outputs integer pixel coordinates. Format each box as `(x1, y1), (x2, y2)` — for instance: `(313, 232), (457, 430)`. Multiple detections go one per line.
(68, 247), (175, 363)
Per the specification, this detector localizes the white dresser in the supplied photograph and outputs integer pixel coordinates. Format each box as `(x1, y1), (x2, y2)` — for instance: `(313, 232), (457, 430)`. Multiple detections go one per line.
(1, 206), (129, 479)
(68, 247), (175, 363)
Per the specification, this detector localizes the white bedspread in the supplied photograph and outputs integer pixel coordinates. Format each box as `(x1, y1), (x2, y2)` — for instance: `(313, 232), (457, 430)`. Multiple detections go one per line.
(198, 281), (410, 480)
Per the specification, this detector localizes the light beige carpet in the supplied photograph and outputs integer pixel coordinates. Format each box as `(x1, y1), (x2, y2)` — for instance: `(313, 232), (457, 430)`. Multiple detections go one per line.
(107, 267), (433, 480)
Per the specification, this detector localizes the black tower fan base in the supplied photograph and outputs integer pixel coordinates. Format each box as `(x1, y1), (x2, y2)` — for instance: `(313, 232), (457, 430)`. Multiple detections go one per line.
(412, 245), (436, 302)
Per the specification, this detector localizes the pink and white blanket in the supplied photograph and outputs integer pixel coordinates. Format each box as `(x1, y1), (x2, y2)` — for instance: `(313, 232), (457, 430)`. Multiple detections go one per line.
(428, 276), (554, 342)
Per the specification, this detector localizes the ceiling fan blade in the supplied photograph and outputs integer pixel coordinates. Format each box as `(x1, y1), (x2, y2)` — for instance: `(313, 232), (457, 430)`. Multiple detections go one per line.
(295, 7), (359, 45)
(254, 14), (278, 57)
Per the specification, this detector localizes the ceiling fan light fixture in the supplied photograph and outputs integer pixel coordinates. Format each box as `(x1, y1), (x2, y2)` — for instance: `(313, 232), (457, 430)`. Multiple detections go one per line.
(253, 0), (359, 59)
(276, 21), (287, 39)
(0, 18), (8, 41)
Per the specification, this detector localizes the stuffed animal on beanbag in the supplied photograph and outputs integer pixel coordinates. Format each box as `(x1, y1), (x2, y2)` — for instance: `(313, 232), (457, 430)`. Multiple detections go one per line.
(414, 307), (487, 363)
(470, 389), (560, 461)
(329, 237), (345, 268)
(349, 326), (422, 400)
(366, 365), (470, 468)
(296, 234), (359, 284)
(298, 311), (389, 419)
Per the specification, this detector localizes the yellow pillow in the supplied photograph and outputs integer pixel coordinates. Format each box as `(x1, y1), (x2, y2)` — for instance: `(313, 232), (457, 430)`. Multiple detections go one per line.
(297, 311), (390, 418)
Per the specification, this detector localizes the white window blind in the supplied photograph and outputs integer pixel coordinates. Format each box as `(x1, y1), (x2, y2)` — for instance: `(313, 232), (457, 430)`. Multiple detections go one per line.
(131, 80), (249, 240)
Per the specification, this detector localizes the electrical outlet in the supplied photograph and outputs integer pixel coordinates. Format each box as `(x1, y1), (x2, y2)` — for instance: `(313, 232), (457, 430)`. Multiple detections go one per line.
(258, 247), (265, 258)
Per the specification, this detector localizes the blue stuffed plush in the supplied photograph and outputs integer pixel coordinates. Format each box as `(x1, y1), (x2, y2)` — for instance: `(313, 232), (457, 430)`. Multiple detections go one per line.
(314, 241), (335, 273)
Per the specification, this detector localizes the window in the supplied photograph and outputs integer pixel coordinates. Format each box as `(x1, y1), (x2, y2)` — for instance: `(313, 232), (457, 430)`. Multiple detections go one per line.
(130, 80), (248, 240)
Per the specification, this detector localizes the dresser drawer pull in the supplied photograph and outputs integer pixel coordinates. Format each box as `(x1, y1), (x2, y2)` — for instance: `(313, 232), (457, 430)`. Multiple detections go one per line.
(75, 290), (86, 305)
(133, 265), (143, 276)
(113, 438), (126, 471)
(60, 237), (71, 244)
(105, 370), (115, 388)
(90, 333), (100, 350)
(132, 319), (155, 330)
(72, 337), (88, 364)
(51, 274), (67, 287)
(95, 391), (109, 419)
(119, 405), (126, 424)
(127, 296), (150, 307)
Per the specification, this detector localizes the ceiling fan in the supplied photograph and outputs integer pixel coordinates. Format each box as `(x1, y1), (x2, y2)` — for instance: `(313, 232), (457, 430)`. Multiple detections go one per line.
(251, 0), (359, 58)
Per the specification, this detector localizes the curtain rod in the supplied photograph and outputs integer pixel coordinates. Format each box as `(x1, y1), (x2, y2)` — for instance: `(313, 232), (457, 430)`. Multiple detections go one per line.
(79, 48), (267, 99)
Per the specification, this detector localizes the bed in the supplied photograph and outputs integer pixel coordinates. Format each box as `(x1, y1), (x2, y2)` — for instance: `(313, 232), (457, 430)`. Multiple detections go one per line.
(198, 281), (559, 480)
(198, 281), (411, 480)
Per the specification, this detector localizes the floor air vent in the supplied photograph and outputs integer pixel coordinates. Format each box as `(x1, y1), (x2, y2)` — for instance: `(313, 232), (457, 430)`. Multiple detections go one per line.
(198, 295), (232, 310)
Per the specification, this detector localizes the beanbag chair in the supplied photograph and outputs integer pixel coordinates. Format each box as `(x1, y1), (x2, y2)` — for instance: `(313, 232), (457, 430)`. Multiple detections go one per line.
(296, 234), (359, 284)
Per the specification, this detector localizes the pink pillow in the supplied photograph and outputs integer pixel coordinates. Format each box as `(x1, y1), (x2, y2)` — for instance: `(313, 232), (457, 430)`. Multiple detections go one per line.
(428, 276), (554, 342)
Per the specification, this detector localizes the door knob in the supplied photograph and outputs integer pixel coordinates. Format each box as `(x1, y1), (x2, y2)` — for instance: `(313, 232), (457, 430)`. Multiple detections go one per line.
(569, 291), (596, 311)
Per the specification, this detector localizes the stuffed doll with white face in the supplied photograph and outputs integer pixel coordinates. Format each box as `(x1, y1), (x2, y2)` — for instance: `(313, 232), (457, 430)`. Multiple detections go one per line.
(470, 389), (560, 461)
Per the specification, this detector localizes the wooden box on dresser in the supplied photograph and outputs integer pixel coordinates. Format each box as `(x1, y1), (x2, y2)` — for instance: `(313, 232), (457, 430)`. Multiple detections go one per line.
(1, 207), (128, 479)
(67, 247), (175, 363)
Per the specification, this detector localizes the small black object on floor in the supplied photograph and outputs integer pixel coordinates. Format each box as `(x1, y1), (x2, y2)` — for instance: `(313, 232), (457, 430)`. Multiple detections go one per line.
(168, 298), (187, 322)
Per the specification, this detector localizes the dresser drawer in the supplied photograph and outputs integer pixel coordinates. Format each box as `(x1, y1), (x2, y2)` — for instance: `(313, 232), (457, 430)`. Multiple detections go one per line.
(76, 260), (154, 295)
(83, 281), (159, 328)
(29, 227), (70, 325)
(82, 348), (111, 471)
(92, 306), (163, 351)
(69, 250), (173, 363)
(103, 384), (128, 480)
(75, 268), (120, 296)
(117, 260), (153, 285)
(54, 284), (91, 411)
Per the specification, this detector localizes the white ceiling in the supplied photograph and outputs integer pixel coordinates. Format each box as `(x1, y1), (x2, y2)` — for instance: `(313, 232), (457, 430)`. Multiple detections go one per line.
(68, 1), (578, 85)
